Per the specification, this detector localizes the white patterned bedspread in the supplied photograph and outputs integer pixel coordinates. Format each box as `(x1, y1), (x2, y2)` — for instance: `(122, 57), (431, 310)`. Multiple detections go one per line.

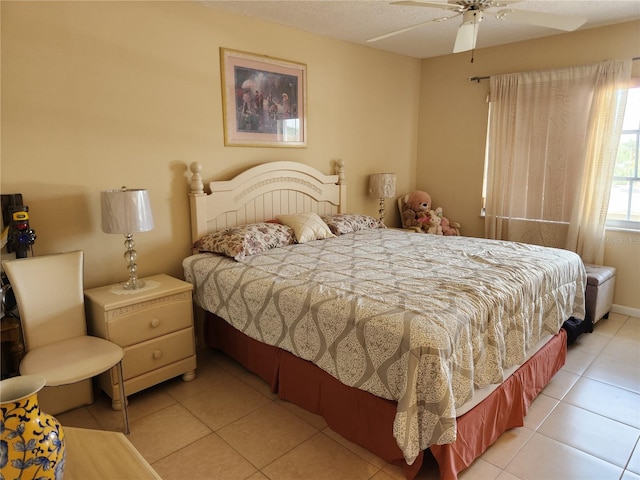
(183, 229), (586, 464)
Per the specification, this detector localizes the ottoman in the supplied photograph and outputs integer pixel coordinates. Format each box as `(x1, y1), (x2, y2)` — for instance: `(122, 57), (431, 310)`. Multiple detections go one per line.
(584, 264), (616, 324)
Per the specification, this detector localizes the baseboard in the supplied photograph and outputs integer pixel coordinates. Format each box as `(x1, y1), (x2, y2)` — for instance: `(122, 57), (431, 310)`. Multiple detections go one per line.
(611, 304), (640, 319)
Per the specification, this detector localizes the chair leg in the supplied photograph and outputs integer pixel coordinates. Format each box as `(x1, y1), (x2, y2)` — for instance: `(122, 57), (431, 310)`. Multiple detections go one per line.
(115, 361), (130, 434)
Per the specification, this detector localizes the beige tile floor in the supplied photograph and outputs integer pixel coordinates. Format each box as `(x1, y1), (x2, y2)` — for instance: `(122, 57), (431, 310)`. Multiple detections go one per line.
(57, 312), (640, 480)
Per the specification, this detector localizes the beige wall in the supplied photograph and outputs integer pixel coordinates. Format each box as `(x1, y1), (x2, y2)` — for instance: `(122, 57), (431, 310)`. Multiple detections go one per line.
(418, 20), (640, 311)
(2, 2), (638, 311)
(1, 1), (420, 288)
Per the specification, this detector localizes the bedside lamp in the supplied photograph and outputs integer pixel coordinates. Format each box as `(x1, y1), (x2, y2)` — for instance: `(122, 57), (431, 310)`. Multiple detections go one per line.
(368, 173), (396, 224)
(101, 187), (154, 290)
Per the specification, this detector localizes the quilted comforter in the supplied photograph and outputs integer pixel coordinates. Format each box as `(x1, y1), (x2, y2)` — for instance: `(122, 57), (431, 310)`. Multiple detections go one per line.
(183, 229), (586, 464)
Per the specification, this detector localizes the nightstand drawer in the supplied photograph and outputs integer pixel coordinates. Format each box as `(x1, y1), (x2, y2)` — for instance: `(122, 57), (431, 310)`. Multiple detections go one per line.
(122, 327), (195, 380)
(109, 298), (192, 347)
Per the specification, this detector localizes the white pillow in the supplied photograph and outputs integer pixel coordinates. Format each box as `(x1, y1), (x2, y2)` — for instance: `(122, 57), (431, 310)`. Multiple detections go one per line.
(277, 213), (336, 244)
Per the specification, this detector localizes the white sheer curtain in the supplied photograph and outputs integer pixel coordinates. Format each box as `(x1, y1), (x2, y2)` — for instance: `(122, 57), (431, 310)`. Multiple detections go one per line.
(485, 60), (631, 264)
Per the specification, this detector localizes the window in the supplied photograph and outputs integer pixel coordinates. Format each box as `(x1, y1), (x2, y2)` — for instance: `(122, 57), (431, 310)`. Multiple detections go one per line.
(607, 84), (640, 230)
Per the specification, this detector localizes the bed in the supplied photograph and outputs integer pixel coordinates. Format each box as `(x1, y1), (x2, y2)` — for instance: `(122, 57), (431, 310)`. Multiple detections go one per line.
(182, 160), (586, 480)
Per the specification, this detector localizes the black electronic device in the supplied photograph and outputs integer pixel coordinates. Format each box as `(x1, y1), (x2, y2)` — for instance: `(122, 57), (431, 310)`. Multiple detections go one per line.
(1, 194), (22, 227)
(1, 270), (16, 315)
(7, 205), (36, 258)
(2, 194), (24, 254)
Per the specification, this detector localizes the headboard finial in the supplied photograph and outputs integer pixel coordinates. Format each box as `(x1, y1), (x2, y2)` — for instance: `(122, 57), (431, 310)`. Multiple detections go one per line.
(189, 162), (204, 194)
(335, 159), (346, 185)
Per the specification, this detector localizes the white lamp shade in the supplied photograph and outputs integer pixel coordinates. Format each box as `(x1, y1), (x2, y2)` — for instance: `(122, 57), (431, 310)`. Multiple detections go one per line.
(101, 189), (154, 234)
(368, 173), (396, 199)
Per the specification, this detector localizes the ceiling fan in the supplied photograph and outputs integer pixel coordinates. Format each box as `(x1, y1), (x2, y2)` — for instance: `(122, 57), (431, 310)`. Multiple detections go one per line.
(367, 0), (587, 53)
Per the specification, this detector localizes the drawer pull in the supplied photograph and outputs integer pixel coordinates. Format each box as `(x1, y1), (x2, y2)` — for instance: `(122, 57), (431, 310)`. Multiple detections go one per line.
(150, 318), (160, 328)
(153, 350), (163, 360)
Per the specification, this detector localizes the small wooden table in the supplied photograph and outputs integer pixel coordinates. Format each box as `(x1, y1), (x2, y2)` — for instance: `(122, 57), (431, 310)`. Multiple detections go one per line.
(64, 427), (161, 479)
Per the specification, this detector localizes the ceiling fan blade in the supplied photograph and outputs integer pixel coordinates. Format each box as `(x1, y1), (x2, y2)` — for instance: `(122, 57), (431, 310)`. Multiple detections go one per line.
(487, 0), (522, 6)
(391, 1), (464, 12)
(453, 10), (483, 53)
(367, 14), (458, 42)
(393, 0), (522, 9)
(496, 9), (586, 31)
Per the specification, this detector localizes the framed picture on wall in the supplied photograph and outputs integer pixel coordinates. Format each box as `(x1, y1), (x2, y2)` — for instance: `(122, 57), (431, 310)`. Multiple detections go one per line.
(220, 48), (307, 148)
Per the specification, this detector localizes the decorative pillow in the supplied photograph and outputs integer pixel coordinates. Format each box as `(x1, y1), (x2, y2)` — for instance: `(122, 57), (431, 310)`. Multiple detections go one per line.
(276, 212), (336, 244)
(194, 222), (295, 260)
(321, 213), (385, 235)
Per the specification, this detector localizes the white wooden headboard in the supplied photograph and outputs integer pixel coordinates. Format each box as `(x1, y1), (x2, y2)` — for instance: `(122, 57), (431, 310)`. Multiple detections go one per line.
(188, 160), (347, 244)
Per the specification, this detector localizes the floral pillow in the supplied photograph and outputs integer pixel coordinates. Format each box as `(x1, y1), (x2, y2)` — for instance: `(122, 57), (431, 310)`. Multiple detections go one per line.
(194, 222), (296, 260)
(321, 214), (385, 235)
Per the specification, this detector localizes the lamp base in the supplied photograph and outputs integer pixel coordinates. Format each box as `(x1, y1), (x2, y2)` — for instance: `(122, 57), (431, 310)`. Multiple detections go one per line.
(378, 197), (386, 225)
(123, 278), (145, 290)
(122, 234), (144, 290)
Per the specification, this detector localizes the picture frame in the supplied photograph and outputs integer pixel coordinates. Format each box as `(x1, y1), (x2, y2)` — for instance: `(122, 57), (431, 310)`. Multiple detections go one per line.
(220, 48), (307, 148)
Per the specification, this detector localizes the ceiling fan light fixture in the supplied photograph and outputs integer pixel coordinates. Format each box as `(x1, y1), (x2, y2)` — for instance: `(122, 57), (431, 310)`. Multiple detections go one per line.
(461, 9), (484, 25)
(454, 10), (483, 53)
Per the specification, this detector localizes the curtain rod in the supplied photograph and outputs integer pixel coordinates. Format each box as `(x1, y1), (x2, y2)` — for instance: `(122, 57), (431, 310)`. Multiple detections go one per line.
(469, 56), (640, 83)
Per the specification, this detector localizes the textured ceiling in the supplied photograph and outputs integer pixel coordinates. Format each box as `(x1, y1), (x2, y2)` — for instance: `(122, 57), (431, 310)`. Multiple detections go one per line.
(201, 0), (640, 59)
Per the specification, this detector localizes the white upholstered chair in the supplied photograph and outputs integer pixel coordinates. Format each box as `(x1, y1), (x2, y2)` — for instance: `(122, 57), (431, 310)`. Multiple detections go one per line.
(2, 251), (129, 433)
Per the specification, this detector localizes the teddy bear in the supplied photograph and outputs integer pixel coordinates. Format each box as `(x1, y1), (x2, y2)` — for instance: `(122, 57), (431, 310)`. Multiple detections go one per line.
(441, 216), (460, 236)
(426, 209), (443, 235)
(401, 190), (461, 235)
(431, 206), (461, 236)
(401, 190), (431, 230)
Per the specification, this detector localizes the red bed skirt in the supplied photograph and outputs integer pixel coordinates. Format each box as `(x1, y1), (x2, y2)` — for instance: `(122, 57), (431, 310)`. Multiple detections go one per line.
(205, 313), (567, 480)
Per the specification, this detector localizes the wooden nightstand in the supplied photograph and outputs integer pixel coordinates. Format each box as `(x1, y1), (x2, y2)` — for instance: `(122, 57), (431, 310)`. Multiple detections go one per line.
(84, 274), (197, 410)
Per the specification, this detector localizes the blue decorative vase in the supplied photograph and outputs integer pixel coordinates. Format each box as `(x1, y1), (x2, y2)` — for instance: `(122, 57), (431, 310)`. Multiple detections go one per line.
(0, 375), (66, 480)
